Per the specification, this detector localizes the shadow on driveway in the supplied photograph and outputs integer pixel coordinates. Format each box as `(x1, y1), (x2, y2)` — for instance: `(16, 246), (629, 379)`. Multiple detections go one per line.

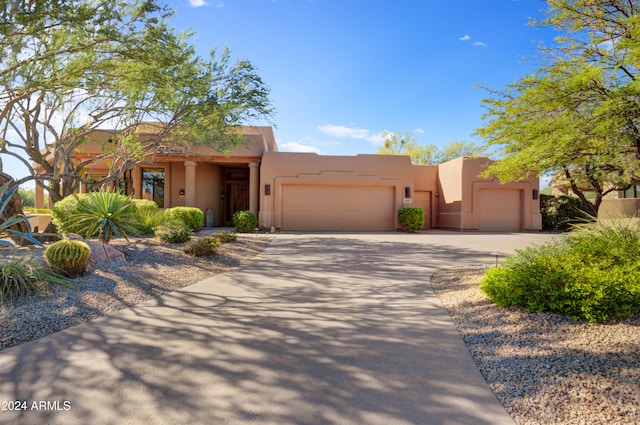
(0, 233), (553, 424)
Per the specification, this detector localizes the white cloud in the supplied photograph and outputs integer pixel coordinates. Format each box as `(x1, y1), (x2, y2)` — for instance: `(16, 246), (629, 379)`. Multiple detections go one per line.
(414, 128), (425, 134)
(188, 0), (209, 7)
(279, 141), (321, 154)
(317, 124), (384, 145)
(460, 35), (487, 47)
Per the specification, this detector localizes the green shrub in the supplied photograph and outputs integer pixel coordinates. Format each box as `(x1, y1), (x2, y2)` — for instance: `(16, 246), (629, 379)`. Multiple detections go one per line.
(217, 230), (238, 243)
(481, 219), (640, 322)
(540, 194), (589, 231)
(1, 255), (73, 306)
(183, 236), (222, 257)
(232, 210), (258, 233)
(397, 207), (424, 232)
(154, 220), (191, 243)
(164, 207), (204, 232)
(51, 194), (84, 235)
(131, 198), (159, 216)
(44, 239), (91, 277)
(132, 205), (165, 235)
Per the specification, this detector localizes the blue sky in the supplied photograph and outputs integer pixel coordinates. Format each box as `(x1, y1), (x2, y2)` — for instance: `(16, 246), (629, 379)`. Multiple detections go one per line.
(4, 0), (559, 181)
(168, 0), (556, 155)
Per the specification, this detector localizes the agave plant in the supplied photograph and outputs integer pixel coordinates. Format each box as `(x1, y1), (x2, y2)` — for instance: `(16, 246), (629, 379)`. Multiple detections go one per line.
(70, 189), (139, 243)
(0, 181), (42, 247)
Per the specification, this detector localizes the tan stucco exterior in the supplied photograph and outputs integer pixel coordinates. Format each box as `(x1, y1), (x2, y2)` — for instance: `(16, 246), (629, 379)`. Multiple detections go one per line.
(35, 125), (542, 231)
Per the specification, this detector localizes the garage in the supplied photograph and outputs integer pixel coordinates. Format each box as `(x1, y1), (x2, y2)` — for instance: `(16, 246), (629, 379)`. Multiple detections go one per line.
(281, 185), (396, 231)
(477, 189), (522, 231)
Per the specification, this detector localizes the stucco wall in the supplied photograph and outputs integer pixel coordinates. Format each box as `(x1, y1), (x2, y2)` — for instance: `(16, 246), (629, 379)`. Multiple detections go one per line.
(437, 158), (465, 229)
(437, 157), (542, 231)
(259, 152), (413, 229)
(600, 198), (640, 218)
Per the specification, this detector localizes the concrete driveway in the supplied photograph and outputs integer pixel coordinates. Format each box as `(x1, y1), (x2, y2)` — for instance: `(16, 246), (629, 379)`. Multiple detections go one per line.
(0, 231), (555, 425)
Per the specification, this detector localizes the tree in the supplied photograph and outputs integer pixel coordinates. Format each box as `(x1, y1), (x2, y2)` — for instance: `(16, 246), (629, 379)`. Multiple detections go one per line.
(377, 130), (486, 164)
(476, 0), (640, 217)
(0, 0), (273, 205)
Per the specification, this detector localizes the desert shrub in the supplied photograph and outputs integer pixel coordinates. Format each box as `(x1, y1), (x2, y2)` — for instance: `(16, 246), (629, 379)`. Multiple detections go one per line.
(131, 202), (165, 235)
(44, 239), (91, 277)
(131, 198), (159, 216)
(183, 236), (222, 257)
(1, 255), (73, 306)
(51, 194), (84, 235)
(67, 190), (138, 243)
(154, 220), (191, 243)
(397, 207), (424, 232)
(232, 210), (258, 233)
(217, 230), (238, 243)
(540, 194), (589, 231)
(481, 219), (640, 322)
(164, 207), (204, 232)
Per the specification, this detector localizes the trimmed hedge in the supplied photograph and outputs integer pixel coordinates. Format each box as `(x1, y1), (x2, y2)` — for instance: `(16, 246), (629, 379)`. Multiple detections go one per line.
(540, 194), (589, 231)
(164, 207), (204, 232)
(397, 207), (424, 232)
(232, 210), (258, 233)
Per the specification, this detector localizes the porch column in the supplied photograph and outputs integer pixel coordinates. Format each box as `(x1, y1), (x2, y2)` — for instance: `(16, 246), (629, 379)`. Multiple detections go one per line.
(35, 180), (44, 209)
(184, 161), (197, 207)
(249, 161), (259, 217)
(133, 166), (142, 199)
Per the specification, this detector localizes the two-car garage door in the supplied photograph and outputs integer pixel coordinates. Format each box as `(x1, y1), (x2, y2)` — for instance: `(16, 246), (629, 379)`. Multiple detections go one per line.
(281, 185), (395, 231)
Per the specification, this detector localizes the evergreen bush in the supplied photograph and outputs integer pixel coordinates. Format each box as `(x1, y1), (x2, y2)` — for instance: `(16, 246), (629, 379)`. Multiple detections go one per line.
(154, 221), (191, 243)
(540, 194), (589, 231)
(217, 230), (238, 243)
(232, 210), (258, 233)
(183, 236), (222, 257)
(164, 207), (204, 232)
(481, 219), (640, 322)
(397, 207), (424, 232)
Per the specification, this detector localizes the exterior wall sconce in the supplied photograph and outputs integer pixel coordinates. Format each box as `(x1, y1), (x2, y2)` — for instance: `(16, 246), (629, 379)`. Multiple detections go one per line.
(532, 189), (539, 200)
(265, 184), (271, 196)
(405, 187), (411, 198)
(179, 189), (185, 196)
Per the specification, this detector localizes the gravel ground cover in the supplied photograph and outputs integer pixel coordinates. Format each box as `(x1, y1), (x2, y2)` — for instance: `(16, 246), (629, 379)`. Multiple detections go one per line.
(0, 233), (272, 351)
(431, 265), (640, 425)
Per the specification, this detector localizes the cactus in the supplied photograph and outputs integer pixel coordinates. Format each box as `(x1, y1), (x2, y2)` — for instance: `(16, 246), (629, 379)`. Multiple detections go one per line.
(44, 239), (91, 277)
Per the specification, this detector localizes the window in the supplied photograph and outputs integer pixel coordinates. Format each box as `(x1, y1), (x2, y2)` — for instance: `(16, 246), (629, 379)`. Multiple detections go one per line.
(85, 174), (106, 192)
(116, 170), (133, 196)
(624, 185), (640, 199)
(142, 168), (165, 208)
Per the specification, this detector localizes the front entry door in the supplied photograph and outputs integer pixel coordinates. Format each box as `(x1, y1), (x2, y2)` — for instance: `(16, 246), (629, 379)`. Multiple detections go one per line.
(225, 183), (250, 225)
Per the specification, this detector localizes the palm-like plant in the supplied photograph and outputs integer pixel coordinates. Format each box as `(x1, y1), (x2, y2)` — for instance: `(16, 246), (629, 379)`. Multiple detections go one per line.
(70, 189), (139, 243)
(0, 181), (41, 247)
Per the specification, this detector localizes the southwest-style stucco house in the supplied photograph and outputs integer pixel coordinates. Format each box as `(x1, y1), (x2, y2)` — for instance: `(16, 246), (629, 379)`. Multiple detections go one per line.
(34, 125), (542, 232)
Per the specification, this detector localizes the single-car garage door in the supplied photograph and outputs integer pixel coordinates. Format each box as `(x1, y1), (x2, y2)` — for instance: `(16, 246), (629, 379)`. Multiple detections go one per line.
(478, 189), (522, 231)
(281, 185), (395, 231)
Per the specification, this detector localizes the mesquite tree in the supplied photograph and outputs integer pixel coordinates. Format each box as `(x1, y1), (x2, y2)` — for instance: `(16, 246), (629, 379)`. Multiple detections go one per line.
(0, 0), (273, 204)
(477, 0), (640, 217)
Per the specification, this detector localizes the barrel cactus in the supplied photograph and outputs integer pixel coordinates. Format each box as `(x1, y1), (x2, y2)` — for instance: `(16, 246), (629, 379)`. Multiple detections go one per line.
(44, 239), (91, 277)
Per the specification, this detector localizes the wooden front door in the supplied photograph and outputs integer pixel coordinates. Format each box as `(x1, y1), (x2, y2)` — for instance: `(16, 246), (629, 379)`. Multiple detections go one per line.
(225, 183), (249, 225)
